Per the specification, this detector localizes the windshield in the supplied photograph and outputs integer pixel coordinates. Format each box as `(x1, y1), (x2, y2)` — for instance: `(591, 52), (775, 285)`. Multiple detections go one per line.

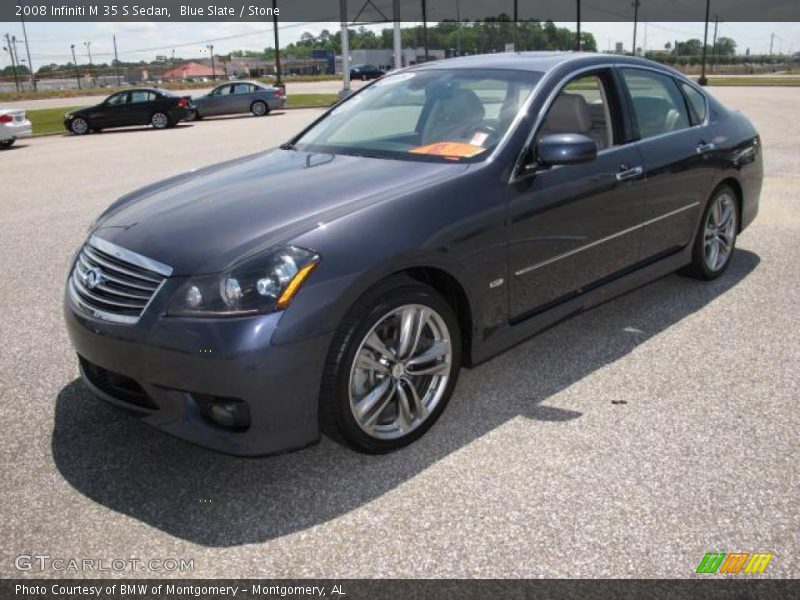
(293, 68), (542, 163)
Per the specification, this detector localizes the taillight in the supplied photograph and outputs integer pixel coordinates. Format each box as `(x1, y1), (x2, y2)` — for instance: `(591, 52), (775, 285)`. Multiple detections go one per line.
(178, 98), (188, 108)
(274, 88), (282, 97)
(0, 114), (12, 124)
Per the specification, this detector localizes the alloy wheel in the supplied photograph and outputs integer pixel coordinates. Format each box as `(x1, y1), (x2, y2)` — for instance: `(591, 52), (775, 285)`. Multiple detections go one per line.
(151, 113), (169, 129)
(348, 304), (453, 440)
(71, 118), (89, 135)
(252, 101), (267, 116)
(703, 192), (737, 271)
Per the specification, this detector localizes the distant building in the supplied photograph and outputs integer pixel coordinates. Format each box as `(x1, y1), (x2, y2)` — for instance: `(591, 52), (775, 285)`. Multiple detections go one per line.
(161, 61), (216, 81)
(615, 42), (624, 54)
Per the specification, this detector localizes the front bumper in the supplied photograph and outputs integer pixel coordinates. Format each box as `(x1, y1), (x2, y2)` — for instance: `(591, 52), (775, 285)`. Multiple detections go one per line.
(64, 280), (332, 456)
(1, 119), (32, 141)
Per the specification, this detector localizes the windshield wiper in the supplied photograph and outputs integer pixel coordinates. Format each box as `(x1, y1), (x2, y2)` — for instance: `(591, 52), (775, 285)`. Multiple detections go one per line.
(279, 142), (296, 150)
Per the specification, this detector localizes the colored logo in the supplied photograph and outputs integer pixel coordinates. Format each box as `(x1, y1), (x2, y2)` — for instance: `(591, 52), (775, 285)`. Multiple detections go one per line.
(696, 552), (773, 574)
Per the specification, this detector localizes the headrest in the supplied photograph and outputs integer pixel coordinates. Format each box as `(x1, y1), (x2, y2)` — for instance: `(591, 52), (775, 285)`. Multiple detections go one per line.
(542, 93), (592, 134)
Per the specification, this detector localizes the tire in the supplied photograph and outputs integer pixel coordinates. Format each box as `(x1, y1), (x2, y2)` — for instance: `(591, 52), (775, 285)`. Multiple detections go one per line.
(70, 117), (90, 135)
(682, 184), (739, 280)
(251, 100), (269, 117)
(319, 276), (462, 453)
(150, 112), (170, 129)
(0, 139), (14, 149)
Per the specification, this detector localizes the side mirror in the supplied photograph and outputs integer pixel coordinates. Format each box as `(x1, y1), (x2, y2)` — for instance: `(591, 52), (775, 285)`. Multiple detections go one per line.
(536, 133), (598, 166)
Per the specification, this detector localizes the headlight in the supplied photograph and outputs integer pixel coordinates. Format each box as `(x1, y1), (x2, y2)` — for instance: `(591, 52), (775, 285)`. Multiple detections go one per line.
(167, 246), (319, 317)
(65, 112), (72, 119)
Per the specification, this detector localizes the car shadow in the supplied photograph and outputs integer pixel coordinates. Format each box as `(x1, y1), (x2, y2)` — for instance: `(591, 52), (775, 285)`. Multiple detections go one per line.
(52, 250), (759, 547)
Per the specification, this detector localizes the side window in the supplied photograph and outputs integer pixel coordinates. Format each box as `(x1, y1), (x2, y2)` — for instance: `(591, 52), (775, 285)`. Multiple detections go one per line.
(129, 91), (155, 103)
(621, 68), (690, 139)
(212, 85), (232, 96)
(539, 73), (614, 150)
(233, 83), (253, 94)
(106, 93), (127, 106)
(679, 82), (707, 125)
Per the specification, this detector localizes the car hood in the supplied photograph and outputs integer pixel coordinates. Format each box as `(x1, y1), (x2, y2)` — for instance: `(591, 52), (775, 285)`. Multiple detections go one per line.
(92, 149), (467, 276)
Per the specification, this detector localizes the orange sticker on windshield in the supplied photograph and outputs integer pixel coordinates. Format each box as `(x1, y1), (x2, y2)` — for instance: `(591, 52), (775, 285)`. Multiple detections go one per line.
(409, 142), (486, 159)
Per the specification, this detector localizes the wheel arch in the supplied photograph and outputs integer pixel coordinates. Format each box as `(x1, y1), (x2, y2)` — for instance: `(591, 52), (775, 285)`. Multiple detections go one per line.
(715, 177), (744, 233)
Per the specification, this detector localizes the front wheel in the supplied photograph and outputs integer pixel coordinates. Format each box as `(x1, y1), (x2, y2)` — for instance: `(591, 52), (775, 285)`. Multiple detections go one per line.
(69, 117), (90, 135)
(150, 112), (170, 129)
(683, 185), (739, 280)
(0, 139), (15, 149)
(320, 277), (461, 453)
(251, 100), (269, 116)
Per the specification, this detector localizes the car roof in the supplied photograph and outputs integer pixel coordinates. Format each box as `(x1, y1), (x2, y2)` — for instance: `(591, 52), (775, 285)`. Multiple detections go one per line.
(410, 51), (684, 79)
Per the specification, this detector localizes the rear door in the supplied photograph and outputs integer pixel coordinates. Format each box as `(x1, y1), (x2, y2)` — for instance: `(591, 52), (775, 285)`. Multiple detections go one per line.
(127, 89), (158, 125)
(617, 67), (715, 261)
(508, 69), (647, 319)
(232, 82), (256, 112)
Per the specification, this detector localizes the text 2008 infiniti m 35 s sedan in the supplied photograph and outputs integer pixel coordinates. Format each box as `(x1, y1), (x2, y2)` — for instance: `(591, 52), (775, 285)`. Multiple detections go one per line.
(65, 53), (762, 455)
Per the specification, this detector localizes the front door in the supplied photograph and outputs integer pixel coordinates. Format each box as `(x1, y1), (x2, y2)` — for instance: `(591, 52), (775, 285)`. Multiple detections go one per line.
(508, 70), (647, 319)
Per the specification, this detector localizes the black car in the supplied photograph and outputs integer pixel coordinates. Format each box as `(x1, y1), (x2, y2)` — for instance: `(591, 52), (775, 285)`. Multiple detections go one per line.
(350, 64), (384, 80)
(65, 53), (761, 456)
(64, 88), (194, 135)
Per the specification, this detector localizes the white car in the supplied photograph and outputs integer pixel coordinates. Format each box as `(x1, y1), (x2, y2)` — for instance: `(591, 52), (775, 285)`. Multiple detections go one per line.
(0, 108), (32, 149)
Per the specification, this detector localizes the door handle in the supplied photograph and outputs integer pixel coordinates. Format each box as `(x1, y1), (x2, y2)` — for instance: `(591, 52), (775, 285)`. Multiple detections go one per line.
(616, 166), (643, 181)
(696, 141), (716, 154)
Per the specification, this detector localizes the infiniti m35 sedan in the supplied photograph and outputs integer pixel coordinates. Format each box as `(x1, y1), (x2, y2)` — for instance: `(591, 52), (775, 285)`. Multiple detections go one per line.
(64, 53), (762, 455)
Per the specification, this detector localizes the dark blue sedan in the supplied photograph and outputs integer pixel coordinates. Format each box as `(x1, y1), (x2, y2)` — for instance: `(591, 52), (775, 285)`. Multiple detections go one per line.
(64, 53), (762, 455)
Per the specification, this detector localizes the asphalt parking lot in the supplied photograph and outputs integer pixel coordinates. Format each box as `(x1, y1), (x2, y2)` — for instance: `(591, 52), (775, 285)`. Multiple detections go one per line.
(1, 88), (797, 578)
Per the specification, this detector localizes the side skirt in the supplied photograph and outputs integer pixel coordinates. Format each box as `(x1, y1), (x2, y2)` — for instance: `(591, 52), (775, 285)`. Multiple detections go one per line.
(470, 244), (692, 366)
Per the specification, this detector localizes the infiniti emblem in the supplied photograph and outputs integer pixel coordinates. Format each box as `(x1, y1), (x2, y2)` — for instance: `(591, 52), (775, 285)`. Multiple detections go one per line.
(84, 267), (104, 290)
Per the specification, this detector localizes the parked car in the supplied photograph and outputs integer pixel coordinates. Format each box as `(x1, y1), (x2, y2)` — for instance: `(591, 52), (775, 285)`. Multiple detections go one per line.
(63, 88), (194, 135)
(65, 53), (761, 456)
(350, 64), (384, 80)
(188, 81), (285, 119)
(0, 107), (32, 148)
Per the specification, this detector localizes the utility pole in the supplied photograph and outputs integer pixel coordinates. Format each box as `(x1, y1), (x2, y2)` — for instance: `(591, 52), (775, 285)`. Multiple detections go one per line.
(113, 34), (121, 85)
(3, 34), (20, 92)
(70, 43), (81, 89)
(699, 0), (710, 85)
(513, 0), (518, 50)
(206, 43), (215, 80)
(393, 0), (402, 69)
(84, 41), (94, 87)
(710, 15), (719, 73)
(421, 0), (429, 62)
(631, 0), (640, 56)
(340, 0), (350, 97)
(576, 0), (581, 51)
(769, 32), (774, 56)
(272, 0), (282, 86)
(20, 11), (36, 91)
(456, 0), (461, 56)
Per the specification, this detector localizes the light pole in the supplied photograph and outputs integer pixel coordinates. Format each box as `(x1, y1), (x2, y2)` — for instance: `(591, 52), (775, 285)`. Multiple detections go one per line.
(699, 0), (710, 85)
(631, 0), (640, 56)
(3, 34), (20, 92)
(206, 43), (215, 80)
(20, 10), (36, 91)
(272, 0), (282, 86)
(70, 43), (81, 89)
(84, 41), (94, 86)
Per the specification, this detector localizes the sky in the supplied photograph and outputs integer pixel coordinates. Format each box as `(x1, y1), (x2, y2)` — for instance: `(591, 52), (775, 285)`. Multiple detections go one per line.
(1, 20), (798, 70)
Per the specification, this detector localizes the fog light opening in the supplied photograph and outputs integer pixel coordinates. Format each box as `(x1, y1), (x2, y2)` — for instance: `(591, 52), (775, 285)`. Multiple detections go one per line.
(194, 394), (251, 431)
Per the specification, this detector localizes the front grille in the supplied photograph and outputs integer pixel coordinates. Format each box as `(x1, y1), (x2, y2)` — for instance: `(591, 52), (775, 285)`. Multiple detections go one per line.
(69, 235), (172, 324)
(79, 356), (158, 410)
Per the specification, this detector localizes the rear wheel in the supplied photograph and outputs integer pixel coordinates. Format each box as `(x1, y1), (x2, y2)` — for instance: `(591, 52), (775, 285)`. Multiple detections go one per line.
(251, 100), (269, 117)
(70, 117), (90, 135)
(150, 112), (170, 129)
(683, 185), (739, 280)
(320, 276), (461, 453)
(0, 139), (14, 149)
